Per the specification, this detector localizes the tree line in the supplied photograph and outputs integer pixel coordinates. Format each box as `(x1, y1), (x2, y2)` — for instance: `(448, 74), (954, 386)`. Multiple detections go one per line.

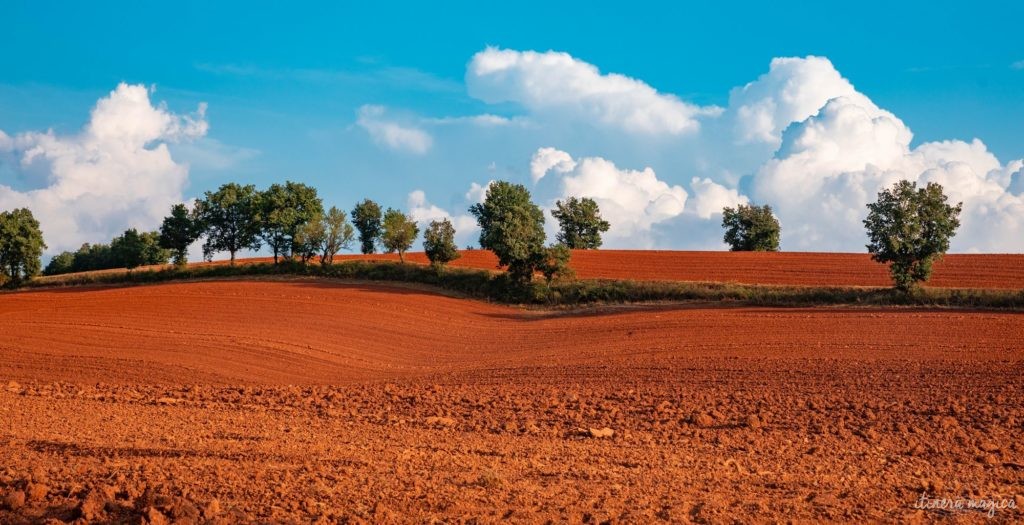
(2, 178), (963, 291)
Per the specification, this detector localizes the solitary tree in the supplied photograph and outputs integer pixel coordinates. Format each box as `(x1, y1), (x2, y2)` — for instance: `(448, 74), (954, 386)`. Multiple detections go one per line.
(194, 183), (262, 264)
(469, 180), (556, 282)
(159, 203), (200, 267)
(258, 182), (324, 262)
(0, 208), (46, 285)
(351, 199), (383, 254)
(864, 180), (962, 291)
(551, 196), (610, 249)
(319, 206), (355, 265)
(381, 208), (419, 263)
(722, 204), (781, 251)
(423, 219), (460, 268)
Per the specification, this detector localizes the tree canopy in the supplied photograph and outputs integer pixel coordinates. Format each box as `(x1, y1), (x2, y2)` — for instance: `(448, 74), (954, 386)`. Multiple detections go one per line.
(423, 218), (461, 268)
(864, 180), (962, 291)
(159, 203), (199, 266)
(194, 183), (262, 264)
(258, 181), (324, 262)
(351, 199), (383, 254)
(0, 208), (46, 285)
(722, 204), (781, 252)
(381, 208), (419, 263)
(551, 196), (610, 249)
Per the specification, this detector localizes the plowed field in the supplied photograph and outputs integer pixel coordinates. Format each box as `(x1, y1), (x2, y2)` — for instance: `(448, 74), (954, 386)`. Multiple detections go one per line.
(1, 280), (1022, 522)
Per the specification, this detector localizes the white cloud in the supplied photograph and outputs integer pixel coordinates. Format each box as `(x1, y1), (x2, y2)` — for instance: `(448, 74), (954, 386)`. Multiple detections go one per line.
(689, 177), (749, 219)
(533, 148), (689, 246)
(356, 105), (433, 154)
(0, 83), (207, 254)
(529, 147), (576, 182)
(750, 95), (1024, 251)
(467, 47), (720, 136)
(465, 180), (494, 203)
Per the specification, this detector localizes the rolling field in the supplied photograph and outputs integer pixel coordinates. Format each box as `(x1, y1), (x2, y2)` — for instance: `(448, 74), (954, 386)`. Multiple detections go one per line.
(1, 280), (1023, 522)
(35, 250), (1024, 290)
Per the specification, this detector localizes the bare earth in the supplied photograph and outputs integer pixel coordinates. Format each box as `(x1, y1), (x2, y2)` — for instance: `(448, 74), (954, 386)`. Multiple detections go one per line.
(1, 279), (1023, 523)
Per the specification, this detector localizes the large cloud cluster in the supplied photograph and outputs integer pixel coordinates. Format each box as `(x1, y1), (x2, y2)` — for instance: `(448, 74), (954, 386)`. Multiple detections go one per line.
(0, 83), (207, 254)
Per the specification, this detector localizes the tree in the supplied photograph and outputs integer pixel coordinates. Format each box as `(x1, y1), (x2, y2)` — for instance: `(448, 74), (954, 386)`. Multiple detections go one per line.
(381, 208), (419, 263)
(258, 182), (324, 263)
(423, 219), (460, 268)
(551, 197), (610, 249)
(293, 214), (325, 265)
(351, 199), (383, 254)
(722, 204), (781, 251)
(864, 180), (962, 291)
(468, 180), (553, 282)
(539, 243), (574, 283)
(44, 251), (76, 276)
(320, 206), (355, 265)
(0, 208), (46, 285)
(111, 229), (147, 270)
(194, 183), (262, 264)
(159, 203), (199, 267)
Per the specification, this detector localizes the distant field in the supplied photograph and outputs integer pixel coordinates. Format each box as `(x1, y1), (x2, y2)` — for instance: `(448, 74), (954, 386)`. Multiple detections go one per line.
(36, 250), (1024, 289)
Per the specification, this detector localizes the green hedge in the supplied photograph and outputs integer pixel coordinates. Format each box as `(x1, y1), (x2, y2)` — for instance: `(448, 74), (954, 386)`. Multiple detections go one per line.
(15, 259), (1024, 309)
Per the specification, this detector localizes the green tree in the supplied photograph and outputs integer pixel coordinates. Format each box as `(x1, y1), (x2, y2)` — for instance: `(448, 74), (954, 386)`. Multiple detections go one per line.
(194, 183), (262, 264)
(0, 208), (46, 285)
(468, 180), (553, 282)
(381, 208), (419, 263)
(864, 180), (962, 291)
(319, 206), (355, 265)
(551, 196), (610, 249)
(721, 204), (781, 251)
(351, 199), (383, 254)
(44, 251), (76, 276)
(539, 243), (574, 283)
(159, 203), (199, 267)
(110, 228), (168, 270)
(293, 214), (325, 265)
(423, 218), (460, 268)
(258, 182), (324, 262)
(140, 231), (170, 265)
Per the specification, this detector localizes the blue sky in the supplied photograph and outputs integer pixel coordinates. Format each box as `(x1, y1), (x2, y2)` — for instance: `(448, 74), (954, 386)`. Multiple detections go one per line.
(2, 1), (1023, 255)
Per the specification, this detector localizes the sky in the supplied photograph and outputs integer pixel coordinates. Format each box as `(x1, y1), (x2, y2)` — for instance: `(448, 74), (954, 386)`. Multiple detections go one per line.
(1, 1), (1023, 257)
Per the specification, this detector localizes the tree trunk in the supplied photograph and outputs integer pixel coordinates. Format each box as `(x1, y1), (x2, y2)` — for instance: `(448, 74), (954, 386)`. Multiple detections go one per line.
(399, 251), (405, 263)
(230, 250), (236, 266)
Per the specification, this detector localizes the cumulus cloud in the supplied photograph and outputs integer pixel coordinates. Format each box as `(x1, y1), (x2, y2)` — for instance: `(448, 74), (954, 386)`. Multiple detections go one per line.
(689, 177), (749, 219)
(529, 147), (576, 182)
(750, 95), (1024, 251)
(356, 105), (433, 154)
(532, 148), (689, 246)
(467, 47), (720, 135)
(0, 83), (207, 254)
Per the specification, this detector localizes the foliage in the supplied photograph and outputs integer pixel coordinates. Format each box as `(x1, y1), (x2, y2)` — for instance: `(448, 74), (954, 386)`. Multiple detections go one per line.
(258, 182), (324, 262)
(381, 208), (419, 262)
(539, 244), (574, 283)
(194, 183), (262, 264)
(111, 229), (169, 270)
(293, 216), (325, 264)
(159, 203), (200, 266)
(551, 196), (610, 249)
(722, 204), (781, 251)
(0, 208), (46, 285)
(319, 206), (355, 265)
(351, 199), (383, 254)
(423, 219), (461, 268)
(864, 180), (962, 291)
(468, 180), (553, 282)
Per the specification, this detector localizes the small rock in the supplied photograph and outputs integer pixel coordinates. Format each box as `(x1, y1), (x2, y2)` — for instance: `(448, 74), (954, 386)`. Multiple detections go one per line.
(979, 441), (1000, 453)
(77, 490), (107, 521)
(980, 454), (999, 466)
(693, 413), (714, 428)
(425, 416), (455, 427)
(26, 482), (48, 502)
(145, 506), (169, 525)
(5, 381), (20, 393)
(3, 490), (26, 511)
(588, 427), (614, 439)
(203, 498), (221, 518)
(746, 415), (762, 429)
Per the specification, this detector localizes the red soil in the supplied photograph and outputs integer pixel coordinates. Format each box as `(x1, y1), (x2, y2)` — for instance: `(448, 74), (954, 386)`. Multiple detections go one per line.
(197, 250), (1024, 289)
(1, 280), (1022, 522)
